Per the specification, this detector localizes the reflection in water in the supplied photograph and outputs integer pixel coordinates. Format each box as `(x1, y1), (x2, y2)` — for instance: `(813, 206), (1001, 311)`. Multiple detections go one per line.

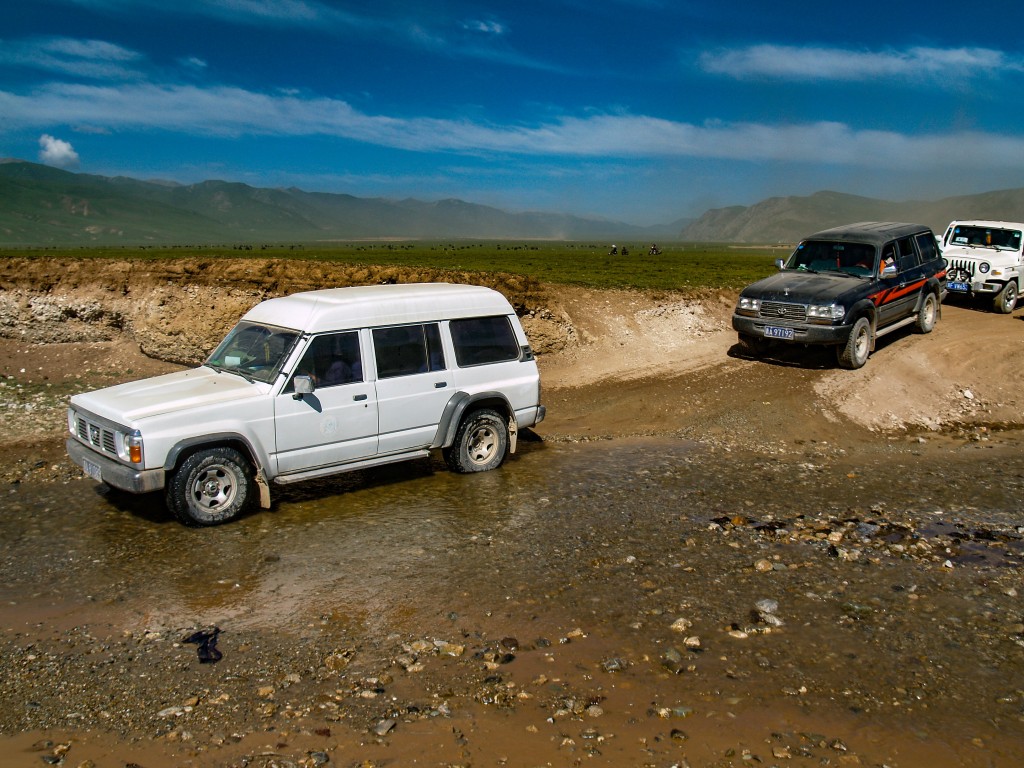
(3, 435), (1024, 762)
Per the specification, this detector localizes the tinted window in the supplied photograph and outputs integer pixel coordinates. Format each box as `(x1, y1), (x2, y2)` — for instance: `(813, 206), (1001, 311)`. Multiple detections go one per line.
(896, 237), (920, 271)
(286, 331), (362, 392)
(450, 316), (520, 367)
(915, 232), (939, 262)
(373, 324), (445, 378)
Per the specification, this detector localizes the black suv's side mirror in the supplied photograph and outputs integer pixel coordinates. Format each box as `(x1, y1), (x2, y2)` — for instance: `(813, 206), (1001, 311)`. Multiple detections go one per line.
(775, 258), (785, 270)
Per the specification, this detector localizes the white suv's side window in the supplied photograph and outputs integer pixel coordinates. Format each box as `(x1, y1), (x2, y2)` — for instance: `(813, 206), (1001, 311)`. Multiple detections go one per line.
(450, 316), (520, 367)
(373, 323), (445, 378)
(286, 331), (363, 392)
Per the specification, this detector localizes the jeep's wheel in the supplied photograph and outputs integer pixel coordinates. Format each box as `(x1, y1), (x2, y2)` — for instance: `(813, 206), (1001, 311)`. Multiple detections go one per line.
(837, 317), (871, 369)
(444, 409), (509, 473)
(737, 333), (770, 357)
(994, 281), (1018, 314)
(916, 291), (938, 333)
(167, 447), (253, 526)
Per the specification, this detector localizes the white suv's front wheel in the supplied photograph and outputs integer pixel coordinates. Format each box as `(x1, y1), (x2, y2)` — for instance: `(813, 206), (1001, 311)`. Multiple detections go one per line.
(167, 447), (254, 526)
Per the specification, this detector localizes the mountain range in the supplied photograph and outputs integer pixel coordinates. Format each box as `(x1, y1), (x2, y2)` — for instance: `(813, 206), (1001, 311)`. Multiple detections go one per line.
(0, 159), (681, 245)
(679, 189), (1024, 243)
(2, 159), (1022, 245)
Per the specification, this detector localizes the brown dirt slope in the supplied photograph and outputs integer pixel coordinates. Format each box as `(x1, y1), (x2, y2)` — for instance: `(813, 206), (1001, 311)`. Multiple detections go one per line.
(1, 256), (1022, 448)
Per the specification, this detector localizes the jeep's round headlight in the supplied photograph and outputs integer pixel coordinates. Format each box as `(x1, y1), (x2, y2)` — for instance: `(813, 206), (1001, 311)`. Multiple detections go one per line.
(979, 262), (991, 274)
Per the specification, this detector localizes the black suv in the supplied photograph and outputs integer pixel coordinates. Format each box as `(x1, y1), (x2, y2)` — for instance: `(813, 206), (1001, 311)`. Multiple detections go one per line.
(732, 222), (947, 369)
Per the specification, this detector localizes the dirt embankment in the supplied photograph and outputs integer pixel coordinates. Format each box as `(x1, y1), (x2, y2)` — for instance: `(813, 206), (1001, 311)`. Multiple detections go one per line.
(1, 254), (1023, 449)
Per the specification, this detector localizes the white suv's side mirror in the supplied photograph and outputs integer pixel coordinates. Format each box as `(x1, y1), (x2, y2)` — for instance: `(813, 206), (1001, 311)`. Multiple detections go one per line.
(292, 374), (315, 399)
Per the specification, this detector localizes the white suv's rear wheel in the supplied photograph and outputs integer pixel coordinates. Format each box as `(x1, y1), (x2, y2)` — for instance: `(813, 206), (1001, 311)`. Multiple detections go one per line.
(444, 409), (509, 473)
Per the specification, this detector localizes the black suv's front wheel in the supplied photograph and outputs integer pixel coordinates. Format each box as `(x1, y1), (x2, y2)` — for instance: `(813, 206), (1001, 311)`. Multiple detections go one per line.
(837, 317), (871, 369)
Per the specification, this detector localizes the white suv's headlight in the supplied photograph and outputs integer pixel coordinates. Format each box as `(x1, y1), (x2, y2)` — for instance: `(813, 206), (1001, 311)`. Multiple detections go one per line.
(807, 304), (845, 320)
(979, 262), (991, 274)
(737, 296), (761, 313)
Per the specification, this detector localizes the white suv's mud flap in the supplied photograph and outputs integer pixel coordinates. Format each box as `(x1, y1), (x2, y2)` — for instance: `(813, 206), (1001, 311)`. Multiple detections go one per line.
(509, 417), (518, 454)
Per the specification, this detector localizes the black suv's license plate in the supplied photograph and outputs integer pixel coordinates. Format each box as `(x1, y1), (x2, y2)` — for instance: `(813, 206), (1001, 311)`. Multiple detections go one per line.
(764, 326), (795, 340)
(947, 281), (970, 292)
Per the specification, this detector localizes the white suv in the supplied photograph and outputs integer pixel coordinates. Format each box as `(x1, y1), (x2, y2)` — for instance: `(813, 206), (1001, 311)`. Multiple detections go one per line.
(66, 284), (546, 526)
(940, 220), (1024, 313)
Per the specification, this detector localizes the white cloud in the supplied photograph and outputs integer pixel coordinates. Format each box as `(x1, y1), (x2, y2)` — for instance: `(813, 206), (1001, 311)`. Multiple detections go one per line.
(700, 44), (1021, 82)
(0, 36), (144, 80)
(38, 134), (80, 168)
(461, 19), (505, 35)
(6, 81), (1024, 173)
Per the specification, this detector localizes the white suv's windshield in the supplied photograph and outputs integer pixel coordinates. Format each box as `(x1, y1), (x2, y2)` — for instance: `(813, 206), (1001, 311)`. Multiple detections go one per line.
(948, 225), (1022, 251)
(787, 240), (876, 276)
(206, 322), (300, 383)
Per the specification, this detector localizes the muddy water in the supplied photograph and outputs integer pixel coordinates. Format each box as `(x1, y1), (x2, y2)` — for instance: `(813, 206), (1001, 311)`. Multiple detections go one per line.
(2, 435), (1024, 766)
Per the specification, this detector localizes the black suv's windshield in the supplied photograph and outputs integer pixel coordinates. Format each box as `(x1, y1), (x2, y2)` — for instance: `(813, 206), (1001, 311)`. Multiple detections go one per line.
(948, 225), (1022, 251)
(206, 322), (300, 383)
(787, 240), (876, 276)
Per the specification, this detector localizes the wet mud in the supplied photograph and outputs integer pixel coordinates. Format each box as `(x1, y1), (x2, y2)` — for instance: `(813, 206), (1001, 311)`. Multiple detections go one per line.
(2, 435), (1023, 767)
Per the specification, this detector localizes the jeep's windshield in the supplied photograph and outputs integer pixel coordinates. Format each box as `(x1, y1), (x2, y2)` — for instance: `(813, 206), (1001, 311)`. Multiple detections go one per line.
(948, 225), (1022, 252)
(787, 240), (877, 277)
(206, 322), (300, 384)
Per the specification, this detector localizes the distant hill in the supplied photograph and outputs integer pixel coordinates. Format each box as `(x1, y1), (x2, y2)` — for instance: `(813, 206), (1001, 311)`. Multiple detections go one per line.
(0, 159), (682, 246)
(679, 189), (1024, 243)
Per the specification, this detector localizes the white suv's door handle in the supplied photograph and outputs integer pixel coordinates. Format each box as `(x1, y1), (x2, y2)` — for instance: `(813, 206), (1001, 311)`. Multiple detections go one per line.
(353, 393), (368, 401)
(434, 381), (447, 388)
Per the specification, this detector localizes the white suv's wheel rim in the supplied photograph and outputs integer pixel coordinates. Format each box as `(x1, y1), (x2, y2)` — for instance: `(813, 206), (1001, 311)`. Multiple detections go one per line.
(192, 465), (236, 509)
(468, 425), (498, 464)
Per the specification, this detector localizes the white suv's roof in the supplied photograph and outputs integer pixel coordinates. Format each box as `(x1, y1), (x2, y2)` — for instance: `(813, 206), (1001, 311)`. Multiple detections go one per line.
(243, 283), (515, 333)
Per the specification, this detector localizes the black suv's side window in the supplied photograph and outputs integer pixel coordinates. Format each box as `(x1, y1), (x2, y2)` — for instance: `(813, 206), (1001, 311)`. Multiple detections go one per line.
(450, 316), (521, 367)
(896, 237), (920, 272)
(915, 232), (939, 263)
(373, 323), (446, 379)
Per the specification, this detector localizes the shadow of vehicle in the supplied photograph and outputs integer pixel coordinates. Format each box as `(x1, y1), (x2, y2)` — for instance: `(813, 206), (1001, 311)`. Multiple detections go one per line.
(93, 429), (547, 524)
(727, 322), (920, 370)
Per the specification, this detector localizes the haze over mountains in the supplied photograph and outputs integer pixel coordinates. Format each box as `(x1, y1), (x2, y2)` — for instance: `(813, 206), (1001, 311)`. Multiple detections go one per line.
(2, 159), (1022, 246)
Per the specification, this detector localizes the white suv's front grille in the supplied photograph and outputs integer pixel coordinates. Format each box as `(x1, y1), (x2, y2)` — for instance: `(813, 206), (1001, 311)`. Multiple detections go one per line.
(77, 417), (117, 455)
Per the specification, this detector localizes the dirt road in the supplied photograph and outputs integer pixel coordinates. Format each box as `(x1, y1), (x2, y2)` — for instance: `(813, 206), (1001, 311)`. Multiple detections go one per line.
(1, 258), (1023, 767)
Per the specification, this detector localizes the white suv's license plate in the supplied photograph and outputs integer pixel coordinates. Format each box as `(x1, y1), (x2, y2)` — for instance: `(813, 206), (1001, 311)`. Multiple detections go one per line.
(764, 326), (795, 340)
(947, 281), (970, 292)
(83, 459), (102, 482)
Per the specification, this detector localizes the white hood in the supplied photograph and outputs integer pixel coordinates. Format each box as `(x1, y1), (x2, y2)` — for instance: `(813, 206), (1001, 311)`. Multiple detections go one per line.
(71, 367), (269, 423)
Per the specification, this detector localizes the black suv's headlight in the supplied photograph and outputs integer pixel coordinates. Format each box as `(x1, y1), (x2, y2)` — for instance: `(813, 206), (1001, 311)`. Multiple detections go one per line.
(736, 296), (760, 315)
(807, 304), (845, 321)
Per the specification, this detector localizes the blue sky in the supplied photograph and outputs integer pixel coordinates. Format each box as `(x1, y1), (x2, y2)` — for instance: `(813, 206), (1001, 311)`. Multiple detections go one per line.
(3, 0), (1024, 225)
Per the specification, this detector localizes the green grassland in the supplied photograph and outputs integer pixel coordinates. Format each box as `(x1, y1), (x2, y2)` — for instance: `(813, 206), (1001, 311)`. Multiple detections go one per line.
(2, 241), (792, 292)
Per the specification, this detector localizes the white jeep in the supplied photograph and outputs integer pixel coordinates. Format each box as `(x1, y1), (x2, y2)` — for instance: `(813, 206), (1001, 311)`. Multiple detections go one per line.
(940, 220), (1024, 313)
(66, 283), (546, 526)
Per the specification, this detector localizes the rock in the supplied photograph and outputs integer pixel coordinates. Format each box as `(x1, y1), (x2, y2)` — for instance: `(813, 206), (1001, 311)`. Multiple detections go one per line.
(670, 617), (693, 633)
(374, 718), (397, 736)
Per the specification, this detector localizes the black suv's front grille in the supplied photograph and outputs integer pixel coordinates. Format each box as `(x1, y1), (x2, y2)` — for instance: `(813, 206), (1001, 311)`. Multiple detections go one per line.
(759, 301), (807, 322)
